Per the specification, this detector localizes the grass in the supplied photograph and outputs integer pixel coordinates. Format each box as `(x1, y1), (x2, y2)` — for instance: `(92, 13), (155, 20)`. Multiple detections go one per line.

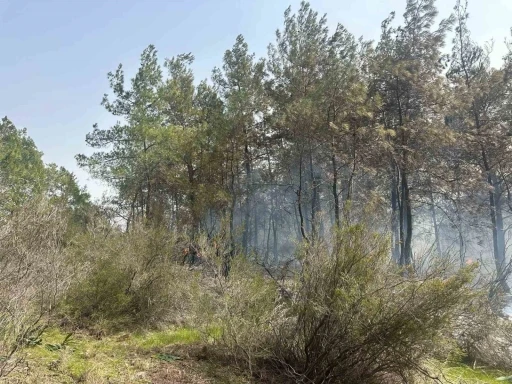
(3, 327), (510, 384)
(441, 363), (512, 384)
(132, 327), (201, 349)
(16, 328), (139, 383)
(418, 359), (512, 384)
(2, 326), (246, 384)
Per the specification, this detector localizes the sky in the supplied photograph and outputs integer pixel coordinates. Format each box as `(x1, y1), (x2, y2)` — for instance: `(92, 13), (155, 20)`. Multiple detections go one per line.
(1, 0), (511, 200)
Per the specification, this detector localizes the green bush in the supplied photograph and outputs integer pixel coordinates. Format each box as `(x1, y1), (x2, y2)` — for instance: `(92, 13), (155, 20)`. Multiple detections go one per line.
(213, 256), (278, 371)
(63, 258), (135, 329)
(210, 225), (481, 383)
(272, 225), (481, 383)
(61, 224), (194, 332)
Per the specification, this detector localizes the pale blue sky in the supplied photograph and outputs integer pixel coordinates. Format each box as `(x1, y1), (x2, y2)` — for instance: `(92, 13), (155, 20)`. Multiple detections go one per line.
(1, 0), (511, 200)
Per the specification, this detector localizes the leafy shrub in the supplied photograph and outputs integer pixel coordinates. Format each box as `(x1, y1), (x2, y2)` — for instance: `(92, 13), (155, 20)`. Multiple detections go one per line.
(211, 224), (481, 383)
(61, 224), (195, 332)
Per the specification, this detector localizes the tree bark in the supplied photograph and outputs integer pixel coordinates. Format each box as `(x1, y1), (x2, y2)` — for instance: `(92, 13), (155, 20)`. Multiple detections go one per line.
(242, 143), (251, 254)
(482, 149), (510, 293)
(491, 172), (509, 292)
(428, 177), (443, 257)
(309, 149), (320, 240)
(390, 164), (400, 263)
(401, 170), (413, 266)
(297, 152), (309, 242)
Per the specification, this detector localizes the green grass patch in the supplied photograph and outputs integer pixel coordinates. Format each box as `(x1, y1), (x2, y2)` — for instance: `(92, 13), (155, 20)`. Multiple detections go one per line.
(442, 363), (512, 384)
(13, 326), (203, 383)
(205, 325), (223, 341)
(17, 327), (512, 384)
(133, 327), (201, 349)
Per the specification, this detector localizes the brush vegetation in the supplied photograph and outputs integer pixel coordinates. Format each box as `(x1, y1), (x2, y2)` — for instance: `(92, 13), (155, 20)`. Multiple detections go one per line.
(2, 0), (512, 382)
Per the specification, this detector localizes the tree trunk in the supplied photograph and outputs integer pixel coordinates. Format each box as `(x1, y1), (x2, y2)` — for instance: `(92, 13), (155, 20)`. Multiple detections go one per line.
(272, 214), (278, 263)
(482, 149), (510, 293)
(265, 209), (271, 264)
(224, 151), (237, 277)
(490, 172), (509, 292)
(332, 152), (340, 228)
(400, 170), (413, 266)
(242, 144), (251, 254)
(428, 177), (442, 257)
(143, 140), (152, 222)
(399, 176), (405, 265)
(297, 152), (308, 242)
(390, 163), (400, 263)
(253, 198), (258, 252)
(309, 149), (320, 240)
(455, 201), (465, 266)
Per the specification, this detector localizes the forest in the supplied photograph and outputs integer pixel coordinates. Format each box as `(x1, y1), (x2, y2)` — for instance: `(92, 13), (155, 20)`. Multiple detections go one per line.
(2, 0), (512, 383)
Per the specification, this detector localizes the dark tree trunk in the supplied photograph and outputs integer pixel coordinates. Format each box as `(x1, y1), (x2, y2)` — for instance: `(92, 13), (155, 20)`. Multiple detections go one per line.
(399, 169), (413, 266)
(329, 106), (340, 229)
(309, 149), (320, 239)
(223, 149), (237, 277)
(456, 203), (465, 266)
(390, 164), (400, 263)
(272, 214), (278, 263)
(253, 199), (258, 252)
(482, 150), (510, 293)
(265, 209), (271, 264)
(143, 140), (152, 222)
(297, 152), (308, 242)
(242, 143), (251, 254)
(332, 153), (340, 228)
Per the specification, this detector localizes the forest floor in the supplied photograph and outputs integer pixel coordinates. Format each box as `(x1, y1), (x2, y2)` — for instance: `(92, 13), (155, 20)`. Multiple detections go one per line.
(2, 327), (248, 384)
(1, 327), (510, 384)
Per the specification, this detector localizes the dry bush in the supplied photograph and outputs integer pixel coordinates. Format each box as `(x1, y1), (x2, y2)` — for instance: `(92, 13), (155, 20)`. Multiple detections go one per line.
(207, 258), (278, 372)
(267, 225), (481, 383)
(461, 315), (512, 370)
(268, 225), (482, 383)
(0, 200), (70, 377)
(172, 232), (278, 375)
(455, 292), (512, 370)
(61, 223), (198, 332)
(204, 225), (481, 383)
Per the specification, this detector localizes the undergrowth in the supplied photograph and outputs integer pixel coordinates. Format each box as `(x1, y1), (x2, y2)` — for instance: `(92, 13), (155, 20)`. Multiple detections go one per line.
(2, 327), (246, 384)
(2, 327), (510, 384)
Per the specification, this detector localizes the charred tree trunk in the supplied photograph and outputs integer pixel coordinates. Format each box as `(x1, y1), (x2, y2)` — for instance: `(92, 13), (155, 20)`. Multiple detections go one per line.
(401, 171), (413, 266)
(390, 164), (400, 263)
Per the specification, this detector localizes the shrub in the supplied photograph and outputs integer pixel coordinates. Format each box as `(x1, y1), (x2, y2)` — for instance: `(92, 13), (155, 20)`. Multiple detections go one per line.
(212, 256), (278, 371)
(0, 200), (70, 377)
(456, 298), (512, 370)
(178, 232), (279, 374)
(211, 224), (481, 383)
(270, 225), (481, 383)
(61, 224), (196, 332)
